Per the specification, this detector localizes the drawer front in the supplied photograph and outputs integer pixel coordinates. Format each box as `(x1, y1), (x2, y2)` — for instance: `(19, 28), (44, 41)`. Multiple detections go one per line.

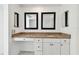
(34, 38), (42, 43)
(34, 50), (42, 55)
(13, 38), (34, 41)
(34, 43), (42, 51)
(43, 42), (60, 55)
(43, 38), (60, 43)
(13, 38), (26, 41)
(24, 38), (34, 41)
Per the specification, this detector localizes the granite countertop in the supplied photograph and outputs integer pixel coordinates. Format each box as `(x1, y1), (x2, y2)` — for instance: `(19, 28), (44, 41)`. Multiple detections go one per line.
(12, 32), (71, 39)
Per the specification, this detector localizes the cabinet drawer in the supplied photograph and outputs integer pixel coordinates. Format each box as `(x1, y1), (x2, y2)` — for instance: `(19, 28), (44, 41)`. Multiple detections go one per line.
(34, 39), (42, 43)
(34, 43), (42, 51)
(13, 38), (34, 41)
(43, 42), (60, 55)
(43, 38), (60, 43)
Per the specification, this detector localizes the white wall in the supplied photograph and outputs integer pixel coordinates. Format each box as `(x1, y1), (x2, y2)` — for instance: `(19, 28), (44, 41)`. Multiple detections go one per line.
(77, 5), (79, 54)
(0, 5), (4, 55)
(3, 4), (8, 55)
(0, 4), (8, 55)
(17, 4), (62, 32)
(9, 4), (21, 55)
(61, 5), (78, 54)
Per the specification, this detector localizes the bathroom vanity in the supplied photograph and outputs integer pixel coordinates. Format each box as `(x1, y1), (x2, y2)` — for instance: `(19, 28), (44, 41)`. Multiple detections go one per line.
(12, 32), (71, 55)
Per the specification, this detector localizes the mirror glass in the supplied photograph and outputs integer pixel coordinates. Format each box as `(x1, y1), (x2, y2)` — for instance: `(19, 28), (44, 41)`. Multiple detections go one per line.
(41, 12), (56, 29)
(43, 14), (54, 28)
(14, 12), (19, 27)
(65, 11), (68, 27)
(26, 14), (36, 28)
(24, 13), (38, 29)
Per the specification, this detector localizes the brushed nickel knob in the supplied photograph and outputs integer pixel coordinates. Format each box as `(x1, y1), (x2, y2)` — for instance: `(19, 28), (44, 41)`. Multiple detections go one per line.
(24, 39), (25, 40)
(60, 44), (63, 46)
(38, 40), (40, 41)
(50, 43), (54, 46)
(64, 40), (66, 43)
(38, 46), (40, 48)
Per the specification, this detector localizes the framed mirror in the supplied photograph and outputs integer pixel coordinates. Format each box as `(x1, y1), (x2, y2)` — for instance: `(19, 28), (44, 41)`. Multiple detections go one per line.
(65, 11), (68, 27)
(24, 12), (38, 29)
(14, 12), (19, 27)
(41, 12), (56, 30)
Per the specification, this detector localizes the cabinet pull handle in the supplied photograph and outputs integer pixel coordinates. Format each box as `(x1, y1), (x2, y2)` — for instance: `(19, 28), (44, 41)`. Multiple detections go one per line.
(64, 40), (66, 42)
(50, 43), (54, 46)
(60, 44), (63, 46)
(38, 46), (40, 48)
(38, 40), (40, 41)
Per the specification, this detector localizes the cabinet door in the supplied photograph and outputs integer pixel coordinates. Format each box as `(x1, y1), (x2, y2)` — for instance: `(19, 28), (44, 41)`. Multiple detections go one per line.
(34, 38), (42, 55)
(34, 43), (42, 55)
(34, 50), (42, 55)
(60, 39), (70, 55)
(34, 43), (42, 51)
(43, 39), (60, 55)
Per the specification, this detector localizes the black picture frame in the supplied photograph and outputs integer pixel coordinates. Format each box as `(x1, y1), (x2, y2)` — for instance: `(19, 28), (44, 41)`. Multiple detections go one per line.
(65, 11), (69, 27)
(24, 12), (38, 29)
(14, 12), (19, 27)
(41, 12), (56, 30)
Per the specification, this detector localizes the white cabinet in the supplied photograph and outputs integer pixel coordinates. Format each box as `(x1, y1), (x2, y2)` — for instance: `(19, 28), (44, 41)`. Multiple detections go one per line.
(13, 38), (70, 55)
(13, 38), (34, 42)
(13, 38), (34, 53)
(34, 38), (43, 55)
(42, 39), (70, 55)
(43, 39), (60, 55)
(60, 39), (70, 55)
